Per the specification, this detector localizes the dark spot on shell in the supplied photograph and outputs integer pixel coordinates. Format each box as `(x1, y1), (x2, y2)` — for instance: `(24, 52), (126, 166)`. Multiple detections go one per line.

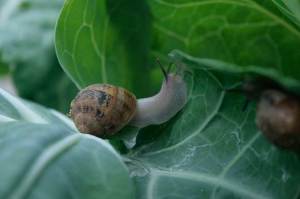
(90, 90), (112, 107)
(105, 95), (112, 107)
(76, 106), (82, 112)
(95, 109), (104, 121)
(122, 102), (131, 112)
(104, 124), (116, 131)
(82, 105), (90, 113)
(90, 106), (94, 112)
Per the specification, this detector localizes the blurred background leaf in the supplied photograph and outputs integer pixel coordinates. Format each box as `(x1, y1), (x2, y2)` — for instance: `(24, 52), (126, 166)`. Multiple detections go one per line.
(0, 0), (77, 113)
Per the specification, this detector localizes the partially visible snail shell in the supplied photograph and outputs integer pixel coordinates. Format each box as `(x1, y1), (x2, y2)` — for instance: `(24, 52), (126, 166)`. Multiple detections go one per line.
(70, 84), (136, 138)
(256, 89), (300, 151)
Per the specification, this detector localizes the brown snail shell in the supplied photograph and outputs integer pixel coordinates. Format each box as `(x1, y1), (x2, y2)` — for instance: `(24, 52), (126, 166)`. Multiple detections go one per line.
(70, 84), (136, 138)
(256, 89), (300, 151)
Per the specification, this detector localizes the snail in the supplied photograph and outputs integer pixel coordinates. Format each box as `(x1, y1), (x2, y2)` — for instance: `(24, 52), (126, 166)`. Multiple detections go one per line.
(69, 60), (187, 138)
(234, 77), (300, 152)
(256, 89), (300, 152)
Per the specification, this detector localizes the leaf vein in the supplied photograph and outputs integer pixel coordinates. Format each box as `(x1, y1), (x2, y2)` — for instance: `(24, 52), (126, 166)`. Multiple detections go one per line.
(143, 90), (226, 156)
(150, 168), (270, 199)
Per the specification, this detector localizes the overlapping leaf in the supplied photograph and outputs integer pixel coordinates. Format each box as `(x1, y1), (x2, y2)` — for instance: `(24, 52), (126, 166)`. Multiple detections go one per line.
(0, 0), (77, 112)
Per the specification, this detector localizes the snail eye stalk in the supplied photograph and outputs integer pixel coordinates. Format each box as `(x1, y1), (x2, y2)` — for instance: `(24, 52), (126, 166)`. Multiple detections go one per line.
(167, 62), (173, 74)
(156, 58), (168, 81)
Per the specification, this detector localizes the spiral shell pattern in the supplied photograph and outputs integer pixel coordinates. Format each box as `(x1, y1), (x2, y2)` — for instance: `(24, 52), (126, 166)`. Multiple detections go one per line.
(70, 84), (136, 138)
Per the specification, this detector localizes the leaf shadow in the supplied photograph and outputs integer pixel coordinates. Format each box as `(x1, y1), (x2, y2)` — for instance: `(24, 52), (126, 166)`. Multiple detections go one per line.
(106, 0), (153, 97)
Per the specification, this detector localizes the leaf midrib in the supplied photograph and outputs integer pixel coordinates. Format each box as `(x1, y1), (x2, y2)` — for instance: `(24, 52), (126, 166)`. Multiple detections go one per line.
(8, 134), (81, 199)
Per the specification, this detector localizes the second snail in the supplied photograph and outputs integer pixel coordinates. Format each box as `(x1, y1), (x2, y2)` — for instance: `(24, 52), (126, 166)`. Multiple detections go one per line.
(240, 77), (300, 152)
(69, 60), (188, 138)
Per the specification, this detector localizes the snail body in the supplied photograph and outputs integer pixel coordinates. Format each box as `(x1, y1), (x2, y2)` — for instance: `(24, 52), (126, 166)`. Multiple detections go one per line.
(130, 73), (187, 128)
(70, 71), (187, 138)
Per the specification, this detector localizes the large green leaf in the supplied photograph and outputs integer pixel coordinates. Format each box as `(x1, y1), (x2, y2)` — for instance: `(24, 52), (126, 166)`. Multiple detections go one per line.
(0, 88), (134, 199)
(127, 51), (300, 199)
(0, 0), (77, 112)
(55, 0), (157, 97)
(149, 0), (300, 84)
